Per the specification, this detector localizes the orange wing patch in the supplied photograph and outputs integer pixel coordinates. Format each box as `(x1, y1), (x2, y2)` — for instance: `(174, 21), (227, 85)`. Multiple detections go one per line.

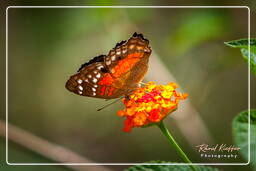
(112, 52), (143, 78)
(107, 87), (115, 96)
(100, 86), (107, 95)
(99, 86), (115, 96)
(98, 73), (114, 85)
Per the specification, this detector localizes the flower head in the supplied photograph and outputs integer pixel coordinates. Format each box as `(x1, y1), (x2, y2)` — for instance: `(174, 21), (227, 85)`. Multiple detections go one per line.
(117, 82), (188, 132)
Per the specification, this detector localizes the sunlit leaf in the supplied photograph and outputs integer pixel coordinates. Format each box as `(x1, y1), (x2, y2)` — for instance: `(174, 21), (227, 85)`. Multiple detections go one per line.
(224, 38), (256, 49)
(240, 48), (256, 74)
(232, 110), (256, 166)
(225, 39), (256, 74)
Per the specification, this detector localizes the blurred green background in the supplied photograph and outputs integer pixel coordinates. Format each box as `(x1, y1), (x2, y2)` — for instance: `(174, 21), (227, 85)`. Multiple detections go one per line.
(1, 0), (256, 171)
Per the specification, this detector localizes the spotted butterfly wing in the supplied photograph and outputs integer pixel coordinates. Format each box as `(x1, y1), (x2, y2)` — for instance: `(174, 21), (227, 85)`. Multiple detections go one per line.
(65, 32), (151, 99)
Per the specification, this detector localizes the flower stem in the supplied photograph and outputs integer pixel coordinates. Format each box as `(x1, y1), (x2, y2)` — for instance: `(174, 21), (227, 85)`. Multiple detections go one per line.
(157, 121), (197, 171)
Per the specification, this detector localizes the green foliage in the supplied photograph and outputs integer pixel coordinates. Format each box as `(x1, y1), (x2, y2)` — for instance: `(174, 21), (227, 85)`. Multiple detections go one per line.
(224, 39), (256, 49)
(126, 8), (152, 23)
(232, 110), (256, 166)
(124, 161), (221, 171)
(168, 11), (227, 55)
(241, 48), (256, 74)
(225, 39), (256, 74)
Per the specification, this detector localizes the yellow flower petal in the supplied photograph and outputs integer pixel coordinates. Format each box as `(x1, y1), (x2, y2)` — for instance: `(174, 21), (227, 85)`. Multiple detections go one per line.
(117, 82), (188, 132)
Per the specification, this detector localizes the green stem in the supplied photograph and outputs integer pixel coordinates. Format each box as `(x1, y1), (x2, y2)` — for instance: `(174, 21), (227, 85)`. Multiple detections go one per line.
(157, 121), (197, 171)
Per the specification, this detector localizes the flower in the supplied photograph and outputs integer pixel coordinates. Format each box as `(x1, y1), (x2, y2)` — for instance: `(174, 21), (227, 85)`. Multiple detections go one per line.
(117, 82), (188, 132)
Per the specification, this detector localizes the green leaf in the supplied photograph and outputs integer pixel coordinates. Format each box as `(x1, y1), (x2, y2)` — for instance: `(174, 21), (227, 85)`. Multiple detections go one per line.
(232, 109), (256, 166)
(240, 48), (256, 74)
(124, 160), (221, 171)
(224, 38), (256, 49)
(225, 38), (256, 75)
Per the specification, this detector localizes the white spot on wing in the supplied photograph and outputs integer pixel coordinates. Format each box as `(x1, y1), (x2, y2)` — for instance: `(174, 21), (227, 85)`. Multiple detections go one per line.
(78, 85), (83, 91)
(106, 60), (111, 65)
(92, 78), (97, 83)
(144, 47), (150, 52)
(111, 55), (116, 61)
(77, 79), (82, 84)
(92, 87), (96, 92)
(92, 92), (96, 96)
(78, 91), (82, 94)
(88, 74), (92, 78)
(97, 65), (103, 70)
(116, 51), (121, 55)
(96, 73), (101, 78)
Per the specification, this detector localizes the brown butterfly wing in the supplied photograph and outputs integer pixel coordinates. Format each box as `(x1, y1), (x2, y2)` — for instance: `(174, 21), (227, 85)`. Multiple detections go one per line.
(65, 32), (151, 99)
(65, 57), (127, 99)
(104, 32), (151, 90)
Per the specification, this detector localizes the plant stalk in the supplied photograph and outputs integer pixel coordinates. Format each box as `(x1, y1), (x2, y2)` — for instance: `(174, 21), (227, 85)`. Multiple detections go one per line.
(157, 120), (197, 171)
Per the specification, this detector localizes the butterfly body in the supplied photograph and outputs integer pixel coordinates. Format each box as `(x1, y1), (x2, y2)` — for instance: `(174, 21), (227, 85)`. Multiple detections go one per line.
(65, 32), (151, 99)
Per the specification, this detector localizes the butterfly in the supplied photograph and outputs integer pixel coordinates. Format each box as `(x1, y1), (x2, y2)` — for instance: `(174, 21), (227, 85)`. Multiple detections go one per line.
(65, 32), (151, 99)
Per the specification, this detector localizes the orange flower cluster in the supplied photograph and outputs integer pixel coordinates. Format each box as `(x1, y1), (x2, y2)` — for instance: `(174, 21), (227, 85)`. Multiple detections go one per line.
(117, 82), (188, 132)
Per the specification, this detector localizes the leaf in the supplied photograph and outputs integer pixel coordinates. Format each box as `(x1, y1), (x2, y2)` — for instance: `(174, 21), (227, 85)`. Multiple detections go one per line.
(124, 160), (221, 171)
(225, 38), (256, 75)
(224, 38), (256, 49)
(232, 110), (256, 166)
(240, 48), (256, 74)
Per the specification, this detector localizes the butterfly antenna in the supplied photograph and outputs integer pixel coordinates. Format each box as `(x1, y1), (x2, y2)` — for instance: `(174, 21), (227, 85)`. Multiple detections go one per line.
(97, 97), (123, 111)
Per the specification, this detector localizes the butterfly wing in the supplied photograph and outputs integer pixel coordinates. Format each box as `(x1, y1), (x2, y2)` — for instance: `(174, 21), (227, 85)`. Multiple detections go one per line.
(104, 32), (151, 90)
(65, 32), (151, 99)
(66, 57), (127, 99)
